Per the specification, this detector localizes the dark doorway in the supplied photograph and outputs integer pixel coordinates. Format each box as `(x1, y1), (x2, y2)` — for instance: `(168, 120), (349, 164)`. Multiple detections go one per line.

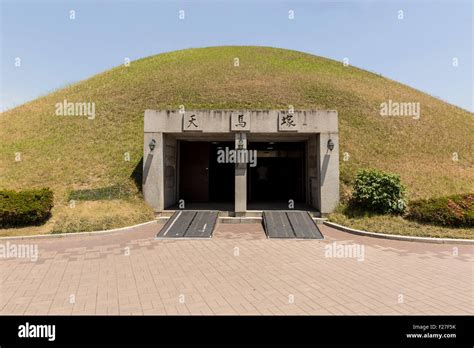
(179, 142), (209, 202)
(179, 141), (234, 204)
(248, 142), (305, 203)
(209, 142), (234, 202)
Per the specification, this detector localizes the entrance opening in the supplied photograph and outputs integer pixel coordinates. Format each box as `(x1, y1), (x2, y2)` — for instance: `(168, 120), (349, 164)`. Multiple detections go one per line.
(178, 141), (234, 205)
(248, 142), (306, 207)
(177, 140), (309, 212)
(209, 141), (234, 202)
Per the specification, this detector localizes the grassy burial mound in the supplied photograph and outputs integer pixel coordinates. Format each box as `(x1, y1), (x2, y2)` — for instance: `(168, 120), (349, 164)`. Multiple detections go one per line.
(1, 46), (473, 235)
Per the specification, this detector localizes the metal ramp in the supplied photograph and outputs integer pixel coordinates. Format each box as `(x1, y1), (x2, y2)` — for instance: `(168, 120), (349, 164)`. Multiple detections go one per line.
(156, 210), (218, 238)
(262, 211), (324, 239)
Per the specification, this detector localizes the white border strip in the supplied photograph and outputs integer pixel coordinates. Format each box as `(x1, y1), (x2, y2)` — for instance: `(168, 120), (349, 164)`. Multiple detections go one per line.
(0, 220), (161, 241)
(324, 221), (474, 245)
(162, 211), (181, 236)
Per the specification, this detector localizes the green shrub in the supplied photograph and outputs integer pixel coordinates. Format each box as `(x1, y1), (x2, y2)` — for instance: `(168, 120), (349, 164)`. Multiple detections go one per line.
(407, 193), (474, 227)
(0, 188), (54, 227)
(351, 169), (407, 214)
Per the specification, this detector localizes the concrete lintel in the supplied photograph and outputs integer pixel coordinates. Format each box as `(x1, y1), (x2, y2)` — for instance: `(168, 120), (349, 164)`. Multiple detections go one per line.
(144, 109), (338, 134)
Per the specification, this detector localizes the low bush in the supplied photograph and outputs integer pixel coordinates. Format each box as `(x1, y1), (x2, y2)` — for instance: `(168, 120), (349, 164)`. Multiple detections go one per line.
(351, 169), (407, 214)
(0, 188), (54, 227)
(407, 193), (474, 227)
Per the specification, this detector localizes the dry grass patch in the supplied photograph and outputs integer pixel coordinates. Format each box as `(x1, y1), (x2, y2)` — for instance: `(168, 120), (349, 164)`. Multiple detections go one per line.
(0, 198), (154, 237)
(329, 212), (474, 240)
(50, 199), (154, 234)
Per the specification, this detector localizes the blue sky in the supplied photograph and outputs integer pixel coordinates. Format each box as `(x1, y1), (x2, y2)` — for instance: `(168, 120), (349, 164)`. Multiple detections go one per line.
(1, 0), (473, 112)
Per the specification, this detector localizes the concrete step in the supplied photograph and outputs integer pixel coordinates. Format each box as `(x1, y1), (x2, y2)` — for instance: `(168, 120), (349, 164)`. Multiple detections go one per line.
(313, 217), (328, 224)
(155, 211), (175, 218)
(233, 210), (320, 218)
(232, 211), (262, 217)
(218, 217), (262, 224)
(157, 215), (325, 224)
(156, 210), (323, 222)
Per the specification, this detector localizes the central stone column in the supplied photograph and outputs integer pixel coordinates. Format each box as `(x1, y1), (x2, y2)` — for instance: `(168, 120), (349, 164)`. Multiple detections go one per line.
(234, 132), (247, 216)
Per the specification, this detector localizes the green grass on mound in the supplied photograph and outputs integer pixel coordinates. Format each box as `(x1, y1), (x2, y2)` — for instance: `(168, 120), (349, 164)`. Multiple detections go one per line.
(1, 46), (473, 235)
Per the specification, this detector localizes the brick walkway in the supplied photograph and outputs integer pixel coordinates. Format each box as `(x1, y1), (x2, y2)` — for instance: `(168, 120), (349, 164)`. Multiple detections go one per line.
(0, 222), (472, 315)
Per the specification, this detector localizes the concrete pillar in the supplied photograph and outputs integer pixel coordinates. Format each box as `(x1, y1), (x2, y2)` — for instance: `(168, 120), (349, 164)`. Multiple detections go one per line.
(318, 132), (340, 214)
(234, 132), (247, 215)
(143, 132), (164, 211)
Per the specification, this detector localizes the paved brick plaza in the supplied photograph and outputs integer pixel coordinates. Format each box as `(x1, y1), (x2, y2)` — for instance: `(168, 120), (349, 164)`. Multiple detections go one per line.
(0, 223), (472, 315)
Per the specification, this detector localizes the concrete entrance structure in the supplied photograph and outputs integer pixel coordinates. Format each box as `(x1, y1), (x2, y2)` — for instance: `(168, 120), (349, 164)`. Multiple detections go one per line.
(143, 110), (339, 215)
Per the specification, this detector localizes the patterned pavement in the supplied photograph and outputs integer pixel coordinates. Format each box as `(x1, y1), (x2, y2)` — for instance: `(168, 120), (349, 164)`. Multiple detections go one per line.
(0, 222), (472, 315)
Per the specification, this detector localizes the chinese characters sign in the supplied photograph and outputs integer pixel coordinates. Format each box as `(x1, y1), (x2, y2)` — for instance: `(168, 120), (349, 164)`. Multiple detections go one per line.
(231, 112), (251, 132)
(181, 111), (300, 132)
(183, 113), (203, 131)
(278, 112), (299, 131)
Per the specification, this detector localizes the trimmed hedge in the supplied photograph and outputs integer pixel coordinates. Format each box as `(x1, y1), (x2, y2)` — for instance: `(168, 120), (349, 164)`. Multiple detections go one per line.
(0, 188), (54, 227)
(407, 193), (474, 227)
(351, 169), (407, 214)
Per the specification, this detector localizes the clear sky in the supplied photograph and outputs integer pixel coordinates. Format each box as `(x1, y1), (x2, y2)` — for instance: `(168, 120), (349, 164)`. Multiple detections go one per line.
(1, 0), (473, 112)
